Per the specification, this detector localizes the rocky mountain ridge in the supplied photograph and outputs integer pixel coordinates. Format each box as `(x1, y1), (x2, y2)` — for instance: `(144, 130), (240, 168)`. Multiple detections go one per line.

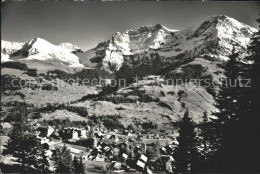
(79, 15), (256, 74)
(1, 15), (257, 124)
(2, 38), (83, 67)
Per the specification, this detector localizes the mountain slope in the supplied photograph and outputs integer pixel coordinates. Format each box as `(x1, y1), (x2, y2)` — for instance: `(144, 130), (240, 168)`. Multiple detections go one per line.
(58, 43), (84, 53)
(79, 24), (179, 72)
(1, 15), (257, 125)
(1, 38), (83, 68)
(1, 40), (25, 62)
(1, 39), (99, 108)
(79, 15), (256, 74)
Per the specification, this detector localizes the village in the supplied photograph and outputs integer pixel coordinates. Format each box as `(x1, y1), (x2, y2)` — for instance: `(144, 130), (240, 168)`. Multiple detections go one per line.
(31, 122), (178, 173)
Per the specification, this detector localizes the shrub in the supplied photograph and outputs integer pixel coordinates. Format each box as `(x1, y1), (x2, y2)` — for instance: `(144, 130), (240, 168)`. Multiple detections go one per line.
(14, 92), (25, 99)
(66, 106), (88, 117)
(1, 62), (28, 71)
(89, 115), (124, 130)
(1, 75), (23, 91)
(25, 69), (38, 77)
(160, 90), (166, 97)
(159, 102), (173, 111)
(167, 91), (175, 95)
(41, 84), (58, 91)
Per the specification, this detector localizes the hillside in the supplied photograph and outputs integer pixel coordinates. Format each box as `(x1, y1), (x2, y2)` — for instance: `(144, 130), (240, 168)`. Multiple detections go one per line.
(79, 15), (256, 74)
(1, 15), (257, 126)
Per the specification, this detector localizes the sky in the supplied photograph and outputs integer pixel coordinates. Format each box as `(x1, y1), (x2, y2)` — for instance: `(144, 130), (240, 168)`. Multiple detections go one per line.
(2, 1), (260, 51)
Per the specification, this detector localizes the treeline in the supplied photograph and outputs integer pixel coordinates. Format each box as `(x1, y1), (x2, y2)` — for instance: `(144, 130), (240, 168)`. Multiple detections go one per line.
(88, 115), (124, 131)
(42, 119), (88, 128)
(98, 89), (160, 104)
(36, 103), (88, 117)
(1, 75), (58, 92)
(2, 61), (37, 77)
(46, 68), (115, 85)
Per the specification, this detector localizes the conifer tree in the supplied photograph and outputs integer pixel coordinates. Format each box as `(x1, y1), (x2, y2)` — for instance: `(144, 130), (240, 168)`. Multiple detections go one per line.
(3, 103), (38, 172)
(3, 125), (38, 172)
(53, 145), (74, 173)
(78, 157), (85, 173)
(199, 111), (210, 160)
(210, 48), (242, 171)
(237, 14), (260, 172)
(174, 109), (199, 173)
(35, 144), (50, 173)
(73, 157), (80, 173)
(73, 157), (84, 173)
(196, 111), (217, 172)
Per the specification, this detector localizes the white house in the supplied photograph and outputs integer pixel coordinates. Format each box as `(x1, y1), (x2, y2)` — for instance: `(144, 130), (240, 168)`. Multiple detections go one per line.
(41, 137), (49, 144)
(36, 131), (41, 138)
(47, 127), (54, 137)
(36, 123), (41, 127)
(72, 130), (79, 140)
(81, 129), (87, 139)
(0, 122), (12, 129)
(93, 138), (98, 147)
(45, 149), (53, 158)
(94, 154), (105, 162)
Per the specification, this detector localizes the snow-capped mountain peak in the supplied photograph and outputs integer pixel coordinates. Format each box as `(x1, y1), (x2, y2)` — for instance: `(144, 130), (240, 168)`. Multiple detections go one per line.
(58, 43), (84, 53)
(182, 15), (257, 57)
(25, 37), (58, 55)
(132, 24), (178, 33)
(2, 15), (257, 73)
(1, 40), (25, 55)
(91, 24), (179, 72)
(24, 38), (83, 66)
(1, 40), (25, 62)
(1, 37), (83, 67)
(79, 15), (257, 73)
(110, 24), (178, 52)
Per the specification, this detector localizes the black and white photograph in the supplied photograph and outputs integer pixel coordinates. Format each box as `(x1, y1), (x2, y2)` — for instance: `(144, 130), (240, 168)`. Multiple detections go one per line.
(1, 1), (260, 173)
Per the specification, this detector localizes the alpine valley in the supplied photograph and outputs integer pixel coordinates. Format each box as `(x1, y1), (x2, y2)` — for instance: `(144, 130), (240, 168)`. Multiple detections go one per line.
(1, 15), (257, 127)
